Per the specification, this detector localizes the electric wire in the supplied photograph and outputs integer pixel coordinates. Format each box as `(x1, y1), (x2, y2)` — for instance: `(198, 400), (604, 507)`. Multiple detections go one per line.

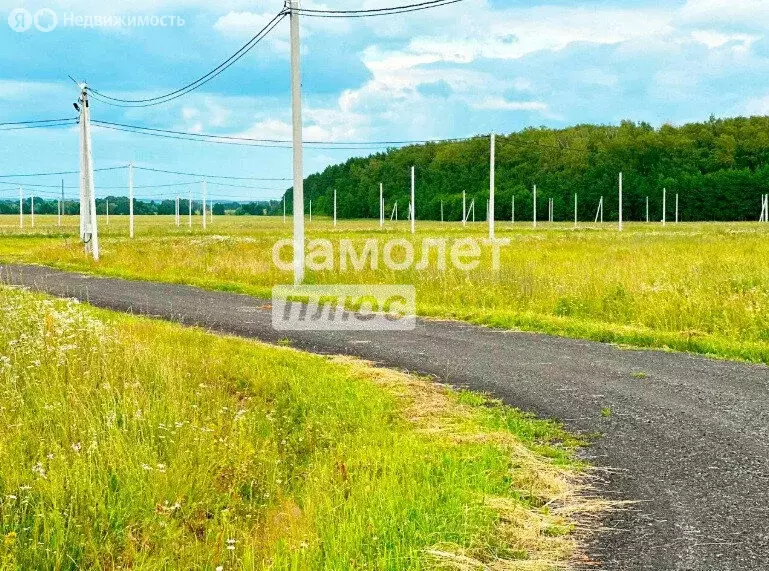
(293, 0), (465, 18)
(133, 166), (290, 181)
(87, 12), (287, 107)
(91, 119), (474, 148)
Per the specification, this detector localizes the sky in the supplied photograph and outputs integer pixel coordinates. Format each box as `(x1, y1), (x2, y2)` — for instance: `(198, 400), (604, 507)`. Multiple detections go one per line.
(1, 0), (769, 202)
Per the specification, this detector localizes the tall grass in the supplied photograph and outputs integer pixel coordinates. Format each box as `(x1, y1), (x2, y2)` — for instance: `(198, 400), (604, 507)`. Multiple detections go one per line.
(0, 286), (588, 569)
(3, 215), (769, 362)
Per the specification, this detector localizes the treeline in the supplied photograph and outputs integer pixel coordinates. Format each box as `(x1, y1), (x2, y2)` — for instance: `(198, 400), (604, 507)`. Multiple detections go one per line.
(279, 116), (769, 222)
(0, 198), (281, 216)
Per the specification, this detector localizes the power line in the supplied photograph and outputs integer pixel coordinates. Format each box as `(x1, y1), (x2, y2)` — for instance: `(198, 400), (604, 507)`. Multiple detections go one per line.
(0, 118), (77, 127)
(0, 120), (77, 132)
(87, 11), (287, 108)
(206, 181), (290, 190)
(294, 0), (466, 18)
(133, 166), (290, 181)
(0, 166), (127, 179)
(91, 119), (474, 148)
(92, 121), (293, 148)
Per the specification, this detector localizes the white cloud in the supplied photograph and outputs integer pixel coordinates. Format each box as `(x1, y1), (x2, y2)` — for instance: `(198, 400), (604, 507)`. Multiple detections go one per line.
(743, 95), (769, 116)
(679, 0), (769, 26)
(0, 80), (65, 100)
(213, 11), (292, 55)
(404, 7), (673, 63)
(233, 106), (369, 143)
(690, 30), (759, 49)
(471, 98), (548, 112)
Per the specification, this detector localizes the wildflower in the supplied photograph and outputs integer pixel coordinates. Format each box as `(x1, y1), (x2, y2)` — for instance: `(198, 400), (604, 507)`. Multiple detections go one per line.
(32, 462), (46, 479)
(71, 443), (81, 453)
(216, 567), (224, 571)
(4, 531), (16, 545)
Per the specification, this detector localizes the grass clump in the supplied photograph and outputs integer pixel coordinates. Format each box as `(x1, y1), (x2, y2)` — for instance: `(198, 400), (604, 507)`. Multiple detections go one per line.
(0, 286), (594, 569)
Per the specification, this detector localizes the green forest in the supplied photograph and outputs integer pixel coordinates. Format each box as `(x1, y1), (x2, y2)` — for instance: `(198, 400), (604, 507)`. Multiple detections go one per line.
(0, 198), (279, 217)
(280, 115), (769, 222)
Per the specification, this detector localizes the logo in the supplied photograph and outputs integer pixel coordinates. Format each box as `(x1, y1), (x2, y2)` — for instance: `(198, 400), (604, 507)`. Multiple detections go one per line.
(7, 8), (58, 32)
(272, 285), (416, 332)
(33, 8), (57, 32)
(7, 8), (31, 32)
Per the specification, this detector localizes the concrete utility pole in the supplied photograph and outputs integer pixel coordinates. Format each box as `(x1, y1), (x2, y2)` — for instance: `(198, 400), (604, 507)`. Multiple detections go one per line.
(128, 162), (134, 238)
(77, 84), (99, 260)
(618, 172), (623, 232)
(175, 195), (180, 227)
(106, 199), (109, 225)
(410, 166), (415, 234)
(462, 190), (467, 227)
(662, 188), (667, 226)
(31, 194), (35, 228)
(489, 133), (495, 239)
(58, 180), (63, 227)
(333, 188), (337, 227)
(646, 196), (649, 223)
(574, 193), (578, 228)
(533, 184), (537, 228)
(379, 183), (384, 229)
(202, 179), (207, 230)
(440, 200), (443, 223)
(675, 193), (679, 224)
(283, 197), (286, 224)
(290, 0), (305, 285)
(512, 195), (515, 224)
(188, 190), (193, 228)
(18, 187), (23, 229)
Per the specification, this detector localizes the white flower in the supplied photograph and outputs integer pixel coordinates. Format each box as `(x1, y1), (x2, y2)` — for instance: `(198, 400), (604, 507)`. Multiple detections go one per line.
(32, 462), (46, 479)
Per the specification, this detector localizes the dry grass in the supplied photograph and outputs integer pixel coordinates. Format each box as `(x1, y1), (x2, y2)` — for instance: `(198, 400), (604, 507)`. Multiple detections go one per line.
(331, 356), (608, 570)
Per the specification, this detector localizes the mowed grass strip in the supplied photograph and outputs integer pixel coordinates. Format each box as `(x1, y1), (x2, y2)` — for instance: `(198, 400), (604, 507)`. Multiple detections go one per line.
(0, 286), (593, 570)
(4, 215), (767, 363)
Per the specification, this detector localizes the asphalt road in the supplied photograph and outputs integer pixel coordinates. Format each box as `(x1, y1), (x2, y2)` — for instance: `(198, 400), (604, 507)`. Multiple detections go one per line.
(1, 263), (768, 570)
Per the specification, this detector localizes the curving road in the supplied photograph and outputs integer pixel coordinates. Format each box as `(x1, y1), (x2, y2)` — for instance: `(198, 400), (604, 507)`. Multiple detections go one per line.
(2, 263), (768, 570)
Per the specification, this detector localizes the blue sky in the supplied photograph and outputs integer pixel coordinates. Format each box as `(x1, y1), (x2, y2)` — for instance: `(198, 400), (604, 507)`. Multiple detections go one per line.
(1, 0), (769, 202)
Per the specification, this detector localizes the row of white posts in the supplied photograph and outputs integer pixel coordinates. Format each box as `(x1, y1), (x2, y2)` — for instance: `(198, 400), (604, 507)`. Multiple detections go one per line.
(760, 194), (769, 222)
(304, 179), (695, 234)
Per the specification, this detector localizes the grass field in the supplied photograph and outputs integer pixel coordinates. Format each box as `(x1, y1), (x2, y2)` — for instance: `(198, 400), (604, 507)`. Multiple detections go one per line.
(2, 215), (769, 363)
(0, 285), (591, 570)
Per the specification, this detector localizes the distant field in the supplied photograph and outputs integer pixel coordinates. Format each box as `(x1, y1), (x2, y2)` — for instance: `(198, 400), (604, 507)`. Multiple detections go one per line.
(0, 286), (588, 569)
(2, 214), (769, 363)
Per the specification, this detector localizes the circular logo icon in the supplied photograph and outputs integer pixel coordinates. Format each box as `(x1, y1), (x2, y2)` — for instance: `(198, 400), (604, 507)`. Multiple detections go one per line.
(7, 8), (32, 32)
(33, 8), (57, 32)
